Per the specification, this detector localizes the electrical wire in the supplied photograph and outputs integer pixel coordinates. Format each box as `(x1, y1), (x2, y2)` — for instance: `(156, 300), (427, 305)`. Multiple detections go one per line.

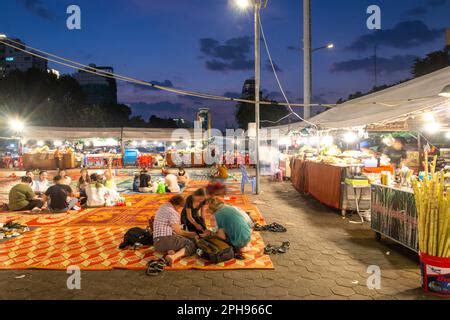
(1, 38), (435, 111)
(259, 15), (318, 128)
(0, 39), (337, 108)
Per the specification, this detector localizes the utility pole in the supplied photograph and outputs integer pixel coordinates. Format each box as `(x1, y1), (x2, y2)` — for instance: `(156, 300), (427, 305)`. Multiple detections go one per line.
(374, 45), (378, 88)
(254, 0), (261, 194)
(303, 0), (312, 119)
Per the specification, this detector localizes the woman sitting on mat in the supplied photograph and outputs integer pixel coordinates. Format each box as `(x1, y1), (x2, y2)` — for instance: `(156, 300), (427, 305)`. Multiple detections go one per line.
(77, 168), (90, 204)
(138, 168), (156, 193)
(8, 176), (45, 212)
(212, 163), (229, 180)
(104, 158), (117, 191)
(85, 173), (119, 207)
(165, 173), (181, 193)
(181, 188), (207, 233)
(177, 167), (189, 188)
(206, 197), (252, 255)
(58, 169), (72, 186)
(153, 195), (203, 265)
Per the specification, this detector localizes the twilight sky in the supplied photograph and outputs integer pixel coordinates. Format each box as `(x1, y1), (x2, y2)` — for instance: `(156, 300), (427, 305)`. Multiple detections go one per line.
(1, 0), (449, 129)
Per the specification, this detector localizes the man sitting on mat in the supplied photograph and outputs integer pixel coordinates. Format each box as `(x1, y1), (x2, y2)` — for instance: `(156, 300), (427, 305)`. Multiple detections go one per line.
(42, 175), (79, 213)
(153, 195), (204, 265)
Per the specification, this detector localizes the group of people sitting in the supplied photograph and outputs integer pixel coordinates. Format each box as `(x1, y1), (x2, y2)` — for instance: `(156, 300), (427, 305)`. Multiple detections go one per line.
(133, 167), (190, 194)
(7, 166), (120, 213)
(152, 190), (253, 265)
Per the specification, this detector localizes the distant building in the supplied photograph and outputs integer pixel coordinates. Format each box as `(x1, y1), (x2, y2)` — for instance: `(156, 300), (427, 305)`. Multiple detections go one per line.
(0, 38), (47, 77)
(73, 63), (117, 105)
(197, 108), (211, 132)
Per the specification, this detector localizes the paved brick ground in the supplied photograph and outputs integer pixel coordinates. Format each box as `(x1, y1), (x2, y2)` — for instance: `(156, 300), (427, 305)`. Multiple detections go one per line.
(0, 179), (443, 300)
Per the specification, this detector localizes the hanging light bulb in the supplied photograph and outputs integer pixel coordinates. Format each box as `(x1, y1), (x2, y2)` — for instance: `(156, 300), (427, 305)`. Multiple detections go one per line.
(343, 132), (358, 144)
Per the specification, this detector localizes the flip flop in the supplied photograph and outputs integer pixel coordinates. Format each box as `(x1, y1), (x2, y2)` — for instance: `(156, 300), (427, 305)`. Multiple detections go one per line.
(277, 241), (291, 254)
(264, 244), (276, 255)
(145, 261), (161, 276)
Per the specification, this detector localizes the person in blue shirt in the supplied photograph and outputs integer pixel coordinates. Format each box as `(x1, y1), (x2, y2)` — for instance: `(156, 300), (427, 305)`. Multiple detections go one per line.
(207, 197), (252, 252)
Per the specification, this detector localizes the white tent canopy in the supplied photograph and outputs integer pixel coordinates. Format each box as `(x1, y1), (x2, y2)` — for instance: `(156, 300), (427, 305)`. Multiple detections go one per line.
(22, 127), (201, 142)
(272, 67), (450, 132)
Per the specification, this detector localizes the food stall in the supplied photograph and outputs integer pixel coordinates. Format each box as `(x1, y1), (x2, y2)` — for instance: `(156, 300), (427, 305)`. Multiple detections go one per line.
(19, 126), (203, 169)
(290, 144), (382, 217)
(22, 145), (76, 170)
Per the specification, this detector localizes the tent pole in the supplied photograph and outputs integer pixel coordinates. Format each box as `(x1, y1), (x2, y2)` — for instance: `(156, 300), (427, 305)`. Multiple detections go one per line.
(120, 127), (125, 169)
(417, 132), (422, 172)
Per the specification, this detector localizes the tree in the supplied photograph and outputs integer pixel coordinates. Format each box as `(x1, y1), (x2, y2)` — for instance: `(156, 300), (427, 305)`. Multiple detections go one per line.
(148, 115), (178, 128)
(235, 92), (289, 129)
(0, 69), (134, 128)
(412, 46), (449, 78)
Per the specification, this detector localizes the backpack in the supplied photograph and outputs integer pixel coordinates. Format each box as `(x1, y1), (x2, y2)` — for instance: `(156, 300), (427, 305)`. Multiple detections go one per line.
(119, 227), (153, 249)
(196, 236), (235, 263)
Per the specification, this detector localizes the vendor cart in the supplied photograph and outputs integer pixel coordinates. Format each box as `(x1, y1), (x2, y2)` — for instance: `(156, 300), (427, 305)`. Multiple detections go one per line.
(370, 183), (419, 252)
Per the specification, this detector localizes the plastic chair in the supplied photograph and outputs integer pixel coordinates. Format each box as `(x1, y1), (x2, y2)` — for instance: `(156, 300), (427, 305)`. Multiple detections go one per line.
(240, 165), (256, 194)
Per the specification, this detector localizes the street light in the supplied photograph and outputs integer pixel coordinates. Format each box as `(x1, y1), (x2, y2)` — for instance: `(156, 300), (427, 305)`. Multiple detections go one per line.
(9, 119), (25, 133)
(233, 0), (264, 194)
(234, 0), (251, 9)
(439, 85), (450, 98)
(0, 34), (6, 39)
(312, 43), (334, 52)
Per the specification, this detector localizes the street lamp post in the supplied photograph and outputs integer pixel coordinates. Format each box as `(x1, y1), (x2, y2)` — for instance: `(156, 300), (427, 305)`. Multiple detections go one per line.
(254, 0), (262, 194)
(303, 0), (311, 120)
(234, 0), (264, 194)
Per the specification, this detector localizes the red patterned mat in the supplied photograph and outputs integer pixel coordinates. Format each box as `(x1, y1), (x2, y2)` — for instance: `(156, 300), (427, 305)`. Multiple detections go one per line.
(0, 181), (272, 270)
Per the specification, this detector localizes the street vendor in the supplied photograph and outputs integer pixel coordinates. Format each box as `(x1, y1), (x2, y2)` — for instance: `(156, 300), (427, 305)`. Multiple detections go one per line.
(380, 137), (407, 169)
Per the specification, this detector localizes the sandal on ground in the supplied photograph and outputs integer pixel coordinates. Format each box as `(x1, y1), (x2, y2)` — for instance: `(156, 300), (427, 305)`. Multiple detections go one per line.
(277, 242), (290, 254)
(145, 259), (166, 276)
(264, 244), (277, 255)
(255, 222), (287, 233)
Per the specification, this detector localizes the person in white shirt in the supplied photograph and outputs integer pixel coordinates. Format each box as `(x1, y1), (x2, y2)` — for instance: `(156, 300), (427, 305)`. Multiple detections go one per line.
(165, 173), (181, 193)
(33, 170), (50, 195)
(85, 173), (108, 207)
(58, 169), (72, 185)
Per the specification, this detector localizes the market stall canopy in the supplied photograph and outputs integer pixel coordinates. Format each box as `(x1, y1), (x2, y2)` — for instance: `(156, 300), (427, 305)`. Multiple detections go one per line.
(272, 67), (450, 132)
(121, 127), (200, 141)
(22, 127), (202, 141)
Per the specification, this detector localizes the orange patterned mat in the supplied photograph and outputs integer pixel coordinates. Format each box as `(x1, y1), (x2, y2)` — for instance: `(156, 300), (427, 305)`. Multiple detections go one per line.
(0, 226), (272, 270)
(0, 181), (273, 270)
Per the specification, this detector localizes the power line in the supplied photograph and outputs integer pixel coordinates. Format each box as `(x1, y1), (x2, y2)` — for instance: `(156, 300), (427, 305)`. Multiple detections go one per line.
(259, 15), (317, 128)
(0, 39), (442, 114)
(0, 39), (336, 108)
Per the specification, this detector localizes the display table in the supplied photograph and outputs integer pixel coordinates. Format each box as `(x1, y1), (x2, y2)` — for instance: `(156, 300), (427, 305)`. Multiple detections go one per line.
(166, 152), (205, 167)
(85, 154), (122, 168)
(291, 159), (372, 215)
(23, 152), (75, 170)
(291, 159), (344, 209)
(370, 183), (418, 252)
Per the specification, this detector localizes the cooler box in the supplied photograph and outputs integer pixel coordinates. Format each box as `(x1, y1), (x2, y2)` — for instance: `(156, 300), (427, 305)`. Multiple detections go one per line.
(123, 149), (139, 166)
